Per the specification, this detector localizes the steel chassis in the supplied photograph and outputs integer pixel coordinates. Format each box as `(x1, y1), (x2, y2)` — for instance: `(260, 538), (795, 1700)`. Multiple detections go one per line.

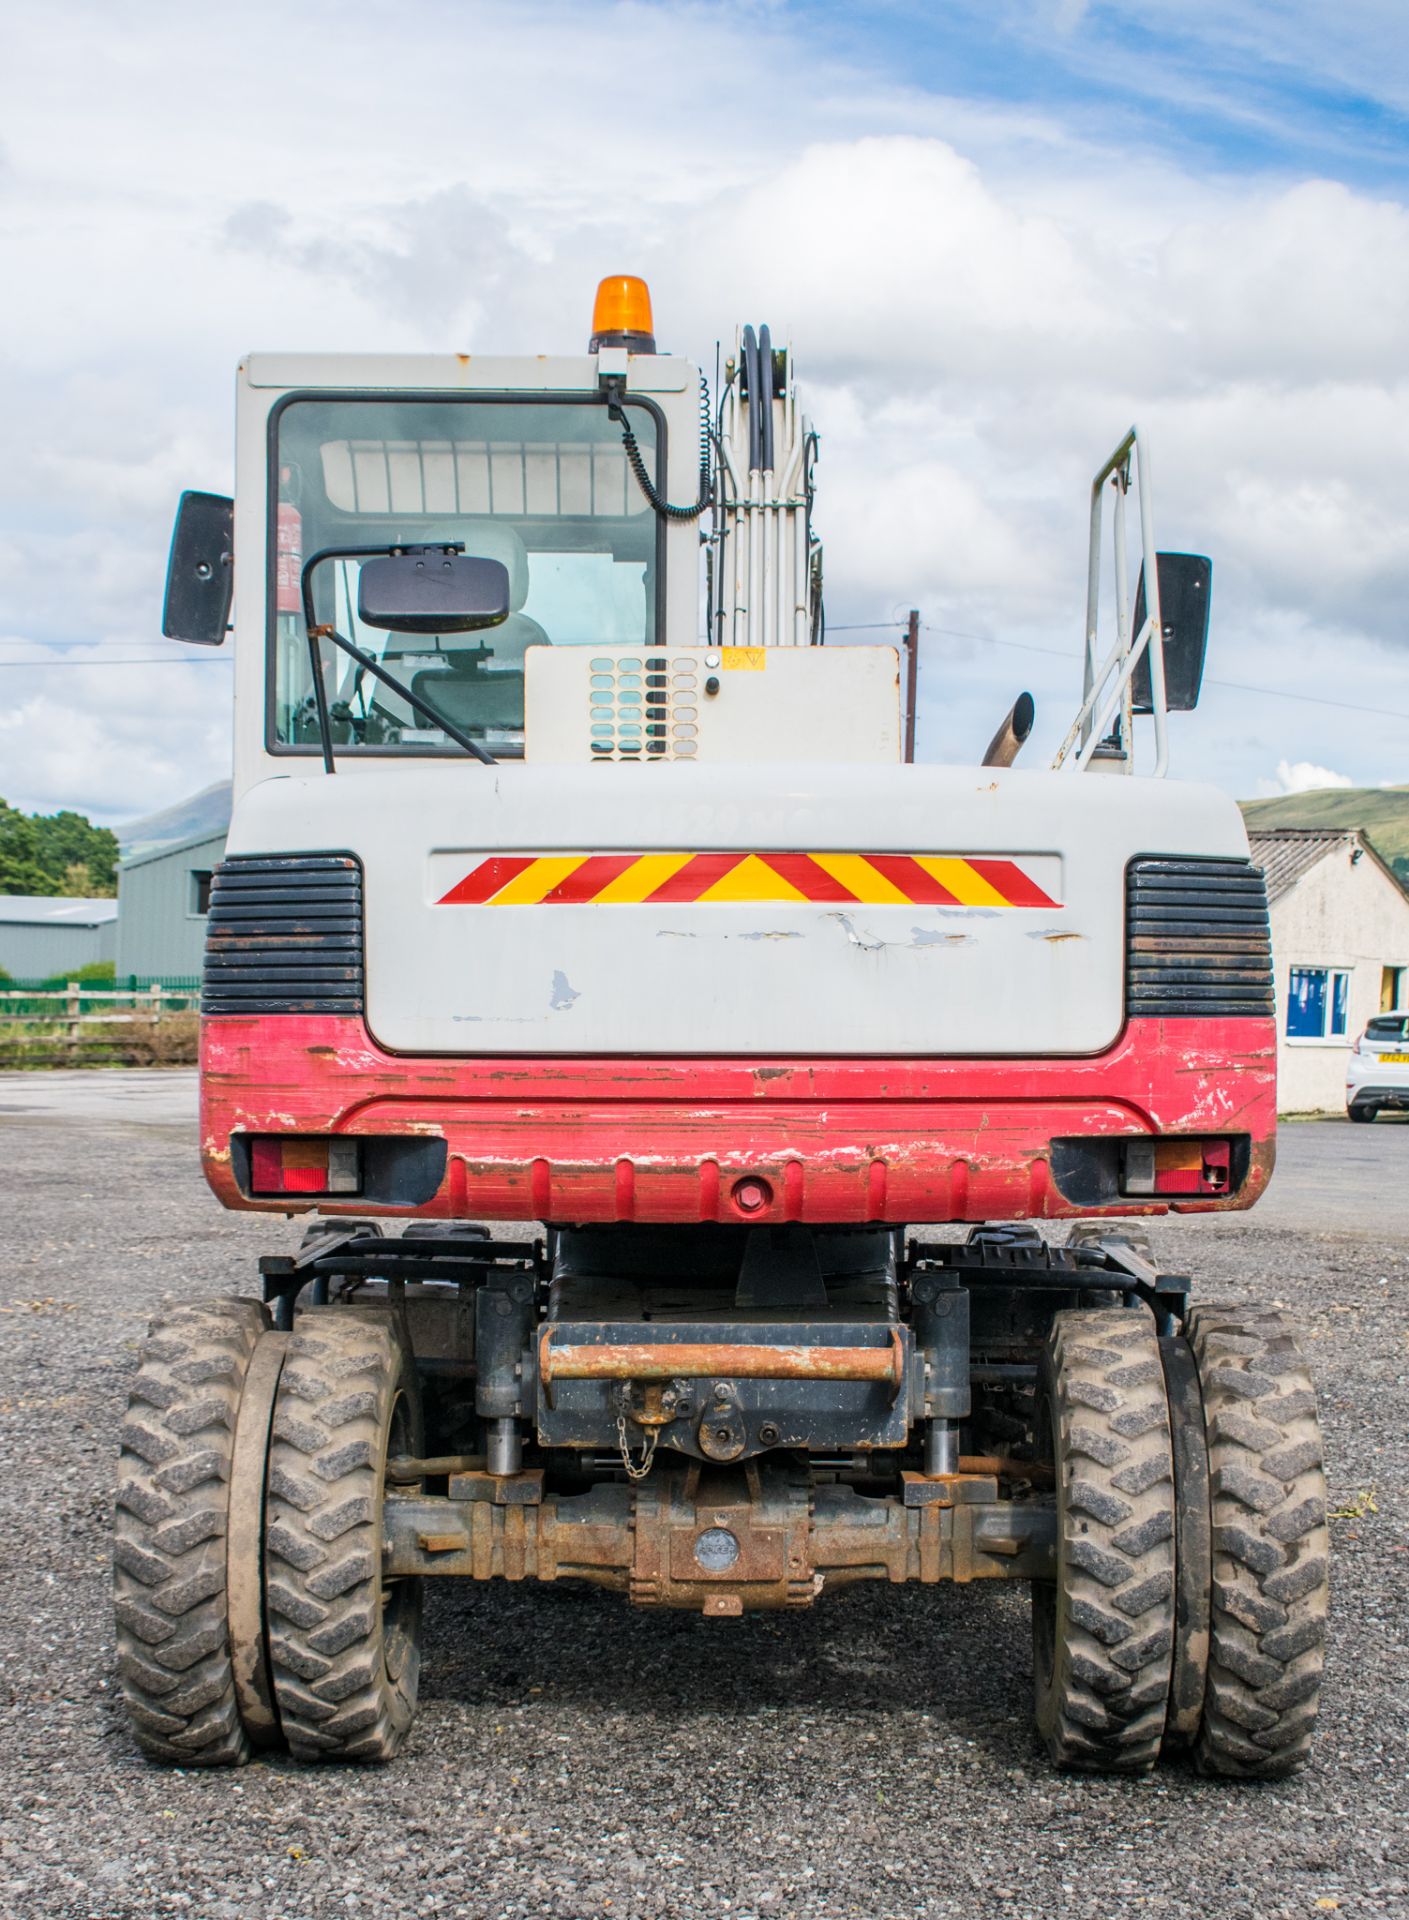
(255, 1221), (1186, 1611)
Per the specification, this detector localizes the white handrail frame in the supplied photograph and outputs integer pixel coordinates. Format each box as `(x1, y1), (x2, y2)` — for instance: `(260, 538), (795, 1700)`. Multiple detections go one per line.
(1054, 425), (1168, 775)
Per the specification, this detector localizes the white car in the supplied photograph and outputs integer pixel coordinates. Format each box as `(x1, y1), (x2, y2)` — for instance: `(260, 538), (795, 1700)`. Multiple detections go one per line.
(1346, 1010), (1409, 1121)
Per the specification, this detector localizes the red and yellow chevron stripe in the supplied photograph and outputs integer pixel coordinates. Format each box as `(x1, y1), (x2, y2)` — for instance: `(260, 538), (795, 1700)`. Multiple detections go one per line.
(437, 853), (1059, 908)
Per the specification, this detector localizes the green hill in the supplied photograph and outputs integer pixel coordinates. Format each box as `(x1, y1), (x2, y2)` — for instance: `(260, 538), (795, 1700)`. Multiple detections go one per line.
(1240, 786), (1409, 883)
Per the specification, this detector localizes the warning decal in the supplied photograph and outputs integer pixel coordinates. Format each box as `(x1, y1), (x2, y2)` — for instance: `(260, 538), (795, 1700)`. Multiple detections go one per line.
(437, 853), (1060, 908)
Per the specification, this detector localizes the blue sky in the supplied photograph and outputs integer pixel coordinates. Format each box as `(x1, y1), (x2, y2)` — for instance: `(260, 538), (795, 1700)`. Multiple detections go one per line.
(0, 0), (1405, 819)
(805, 1), (1409, 185)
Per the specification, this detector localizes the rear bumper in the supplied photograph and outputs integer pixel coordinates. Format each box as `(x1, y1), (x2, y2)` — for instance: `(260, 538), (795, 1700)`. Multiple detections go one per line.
(200, 1013), (1276, 1224)
(1348, 1084), (1409, 1110)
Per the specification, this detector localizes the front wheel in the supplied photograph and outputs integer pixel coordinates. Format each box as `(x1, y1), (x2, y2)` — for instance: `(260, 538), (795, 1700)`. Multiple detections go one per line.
(1348, 1104), (1377, 1123)
(114, 1297), (271, 1766)
(1031, 1306), (1176, 1772)
(1187, 1306), (1329, 1778)
(265, 1313), (423, 1762)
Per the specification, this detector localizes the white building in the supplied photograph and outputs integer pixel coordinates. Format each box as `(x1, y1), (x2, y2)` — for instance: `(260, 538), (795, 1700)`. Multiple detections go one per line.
(1249, 828), (1409, 1114)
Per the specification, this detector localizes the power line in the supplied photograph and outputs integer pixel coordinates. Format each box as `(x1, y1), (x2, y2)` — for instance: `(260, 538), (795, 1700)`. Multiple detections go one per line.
(890, 622), (1409, 725)
(0, 656), (232, 670)
(6, 625), (1409, 724)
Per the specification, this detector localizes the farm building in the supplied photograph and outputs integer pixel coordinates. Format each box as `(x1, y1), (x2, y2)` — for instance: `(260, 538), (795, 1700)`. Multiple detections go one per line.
(114, 829), (228, 982)
(1248, 827), (1409, 1114)
(0, 895), (118, 980)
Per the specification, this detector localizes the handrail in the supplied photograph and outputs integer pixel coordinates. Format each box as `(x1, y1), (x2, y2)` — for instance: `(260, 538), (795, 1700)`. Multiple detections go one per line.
(1053, 425), (1168, 776)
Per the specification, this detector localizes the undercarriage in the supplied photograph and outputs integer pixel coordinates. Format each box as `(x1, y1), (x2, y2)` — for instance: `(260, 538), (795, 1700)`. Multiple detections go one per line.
(114, 1220), (1329, 1777)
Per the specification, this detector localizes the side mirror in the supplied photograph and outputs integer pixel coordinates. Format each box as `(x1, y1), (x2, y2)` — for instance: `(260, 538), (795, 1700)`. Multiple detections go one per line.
(162, 491), (234, 645)
(358, 551), (510, 635)
(1131, 552), (1212, 713)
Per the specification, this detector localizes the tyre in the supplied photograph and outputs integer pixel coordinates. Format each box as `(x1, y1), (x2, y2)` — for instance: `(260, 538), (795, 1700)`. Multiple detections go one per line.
(1032, 1306), (1176, 1772)
(114, 1296), (270, 1766)
(265, 1313), (423, 1761)
(1348, 1105), (1376, 1123)
(1188, 1306), (1329, 1778)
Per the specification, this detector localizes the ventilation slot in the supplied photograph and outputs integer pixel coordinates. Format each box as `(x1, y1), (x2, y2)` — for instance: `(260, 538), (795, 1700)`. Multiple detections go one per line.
(1126, 857), (1273, 1018)
(203, 854), (364, 1016)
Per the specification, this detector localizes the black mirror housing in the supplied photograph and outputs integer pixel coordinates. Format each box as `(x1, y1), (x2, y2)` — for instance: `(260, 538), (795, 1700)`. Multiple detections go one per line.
(358, 552), (511, 635)
(1131, 552), (1212, 713)
(162, 491), (234, 645)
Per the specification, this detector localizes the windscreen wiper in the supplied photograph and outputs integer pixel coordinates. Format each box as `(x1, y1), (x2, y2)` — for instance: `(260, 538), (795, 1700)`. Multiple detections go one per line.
(299, 543), (497, 772)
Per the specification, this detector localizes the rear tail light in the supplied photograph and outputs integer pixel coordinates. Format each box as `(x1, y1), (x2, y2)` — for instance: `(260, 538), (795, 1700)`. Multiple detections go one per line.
(1122, 1137), (1231, 1197)
(249, 1136), (361, 1196)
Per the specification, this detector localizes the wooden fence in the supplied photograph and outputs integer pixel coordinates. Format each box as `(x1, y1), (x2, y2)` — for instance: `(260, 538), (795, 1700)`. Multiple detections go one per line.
(0, 983), (201, 1066)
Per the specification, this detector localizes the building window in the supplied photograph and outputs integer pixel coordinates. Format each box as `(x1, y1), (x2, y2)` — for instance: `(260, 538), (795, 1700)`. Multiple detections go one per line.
(1381, 965), (1405, 1012)
(1286, 966), (1350, 1041)
(191, 870), (214, 915)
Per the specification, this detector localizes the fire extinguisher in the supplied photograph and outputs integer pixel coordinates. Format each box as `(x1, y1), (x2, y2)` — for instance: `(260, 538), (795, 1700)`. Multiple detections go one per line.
(275, 470), (302, 616)
(276, 469), (309, 737)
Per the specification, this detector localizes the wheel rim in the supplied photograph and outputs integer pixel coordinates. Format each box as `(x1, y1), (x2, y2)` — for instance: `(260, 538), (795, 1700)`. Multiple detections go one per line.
(381, 1386), (418, 1688)
(1030, 1374), (1058, 1700)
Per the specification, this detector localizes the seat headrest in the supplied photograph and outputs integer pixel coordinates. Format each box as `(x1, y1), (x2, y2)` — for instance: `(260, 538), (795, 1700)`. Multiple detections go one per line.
(459, 521), (529, 612)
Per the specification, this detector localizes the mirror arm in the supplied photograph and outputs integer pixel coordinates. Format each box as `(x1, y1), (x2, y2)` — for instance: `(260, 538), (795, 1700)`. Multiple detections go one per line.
(299, 565), (337, 775)
(298, 545), (496, 768)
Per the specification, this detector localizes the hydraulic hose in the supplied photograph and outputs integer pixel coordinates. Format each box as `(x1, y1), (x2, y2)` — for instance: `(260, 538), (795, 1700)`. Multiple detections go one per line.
(757, 323), (775, 473)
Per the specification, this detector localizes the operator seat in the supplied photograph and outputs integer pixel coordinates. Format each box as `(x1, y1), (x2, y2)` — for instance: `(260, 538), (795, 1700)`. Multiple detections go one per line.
(404, 521), (547, 737)
(454, 521), (548, 667)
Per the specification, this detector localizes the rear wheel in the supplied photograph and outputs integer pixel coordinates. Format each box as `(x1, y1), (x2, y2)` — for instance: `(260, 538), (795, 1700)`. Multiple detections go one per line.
(114, 1297), (270, 1766)
(1348, 1104), (1377, 1122)
(265, 1313), (423, 1762)
(1188, 1305), (1328, 1778)
(1031, 1307), (1176, 1772)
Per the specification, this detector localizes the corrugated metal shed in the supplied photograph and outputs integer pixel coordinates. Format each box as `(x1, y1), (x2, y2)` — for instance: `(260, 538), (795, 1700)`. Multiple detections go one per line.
(1248, 828), (1407, 905)
(115, 829), (227, 981)
(0, 896), (118, 978)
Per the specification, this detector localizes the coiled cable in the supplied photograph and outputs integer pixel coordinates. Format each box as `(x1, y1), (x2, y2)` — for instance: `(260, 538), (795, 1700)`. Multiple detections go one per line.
(614, 374), (713, 521)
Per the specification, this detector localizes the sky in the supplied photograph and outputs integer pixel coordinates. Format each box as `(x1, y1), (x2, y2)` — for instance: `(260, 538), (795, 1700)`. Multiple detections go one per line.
(1, 0), (1406, 823)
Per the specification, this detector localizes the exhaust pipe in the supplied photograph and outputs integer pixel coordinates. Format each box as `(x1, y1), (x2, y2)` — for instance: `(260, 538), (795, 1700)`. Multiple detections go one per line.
(982, 692), (1034, 768)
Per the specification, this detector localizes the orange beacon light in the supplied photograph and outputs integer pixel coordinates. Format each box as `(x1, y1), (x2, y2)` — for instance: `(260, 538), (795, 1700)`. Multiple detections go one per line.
(589, 275), (656, 352)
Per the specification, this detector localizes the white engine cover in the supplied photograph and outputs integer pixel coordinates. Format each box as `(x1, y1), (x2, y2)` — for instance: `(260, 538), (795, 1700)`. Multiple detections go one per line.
(227, 763), (1250, 1057)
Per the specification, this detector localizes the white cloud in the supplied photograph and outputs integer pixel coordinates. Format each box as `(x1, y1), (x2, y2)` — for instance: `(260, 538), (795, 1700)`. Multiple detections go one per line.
(0, 1), (1406, 815)
(1259, 759), (1357, 796)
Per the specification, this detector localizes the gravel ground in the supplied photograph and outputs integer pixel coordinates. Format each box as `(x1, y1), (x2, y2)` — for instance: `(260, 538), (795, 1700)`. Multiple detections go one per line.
(1, 1077), (1406, 1920)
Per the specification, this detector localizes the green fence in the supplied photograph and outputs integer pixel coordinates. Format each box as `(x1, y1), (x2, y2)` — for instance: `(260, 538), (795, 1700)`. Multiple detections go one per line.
(0, 981), (201, 1066)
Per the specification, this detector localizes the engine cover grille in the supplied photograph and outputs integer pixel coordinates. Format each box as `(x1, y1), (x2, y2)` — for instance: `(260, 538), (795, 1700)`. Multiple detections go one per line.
(203, 854), (364, 1016)
(1126, 856), (1273, 1018)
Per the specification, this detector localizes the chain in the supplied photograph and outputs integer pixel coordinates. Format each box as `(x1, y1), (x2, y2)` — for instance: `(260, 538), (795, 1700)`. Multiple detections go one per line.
(615, 1412), (660, 1482)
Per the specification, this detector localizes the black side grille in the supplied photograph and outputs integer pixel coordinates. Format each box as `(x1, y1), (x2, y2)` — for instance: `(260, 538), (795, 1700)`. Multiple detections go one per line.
(1126, 857), (1274, 1018)
(203, 854), (364, 1016)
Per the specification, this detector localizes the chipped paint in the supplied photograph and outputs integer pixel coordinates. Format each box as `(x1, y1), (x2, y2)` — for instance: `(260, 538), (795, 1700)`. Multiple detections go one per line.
(549, 970), (581, 1012)
(198, 1012), (1276, 1225)
(828, 913), (886, 953)
(909, 928), (973, 948)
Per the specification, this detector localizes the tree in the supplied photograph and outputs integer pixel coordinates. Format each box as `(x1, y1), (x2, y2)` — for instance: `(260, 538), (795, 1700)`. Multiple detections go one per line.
(0, 799), (119, 896)
(0, 800), (57, 896)
(32, 810), (119, 894)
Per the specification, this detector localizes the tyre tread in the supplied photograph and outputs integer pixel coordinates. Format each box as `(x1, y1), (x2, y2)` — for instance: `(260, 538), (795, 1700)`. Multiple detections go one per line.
(264, 1315), (420, 1763)
(1190, 1305), (1328, 1778)
(113, 1297), (267, 1766)
(1035, 1308), (1176, 1773)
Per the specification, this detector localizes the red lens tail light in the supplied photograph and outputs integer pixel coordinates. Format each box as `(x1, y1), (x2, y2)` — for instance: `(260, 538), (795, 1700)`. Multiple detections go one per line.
(248, 1136), (360, 1196)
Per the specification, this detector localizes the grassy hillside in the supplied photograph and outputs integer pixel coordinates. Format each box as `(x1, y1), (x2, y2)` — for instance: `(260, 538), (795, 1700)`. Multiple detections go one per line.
(1240, 786), (1409, 883)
